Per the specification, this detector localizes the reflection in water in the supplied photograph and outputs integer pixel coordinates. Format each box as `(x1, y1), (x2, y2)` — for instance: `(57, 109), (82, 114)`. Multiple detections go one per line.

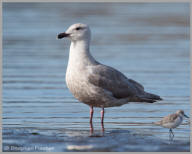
(89, 117), (105, 137)
(90, 122), (94, 136)
(89, 106), (105, 137)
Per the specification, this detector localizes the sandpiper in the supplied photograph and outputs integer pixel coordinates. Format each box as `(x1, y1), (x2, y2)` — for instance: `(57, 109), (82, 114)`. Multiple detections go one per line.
(153, 110), (189, 137)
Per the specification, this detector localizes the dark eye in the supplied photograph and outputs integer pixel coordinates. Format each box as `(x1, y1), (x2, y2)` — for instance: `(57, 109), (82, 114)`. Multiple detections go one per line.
(76, 27), (82, 30)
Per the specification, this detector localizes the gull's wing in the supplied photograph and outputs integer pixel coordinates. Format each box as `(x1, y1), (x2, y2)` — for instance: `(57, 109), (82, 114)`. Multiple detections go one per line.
(128, 79), (144, 91)
(87, 64), (144, 99)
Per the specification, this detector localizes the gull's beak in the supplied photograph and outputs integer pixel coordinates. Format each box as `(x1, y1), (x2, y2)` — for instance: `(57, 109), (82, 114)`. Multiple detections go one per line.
(57, 32), (70, 39)
(184, 114), (189, 118)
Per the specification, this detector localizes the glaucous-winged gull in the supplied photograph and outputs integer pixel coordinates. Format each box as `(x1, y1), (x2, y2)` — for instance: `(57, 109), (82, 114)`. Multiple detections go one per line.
(58, 23), (162, 125)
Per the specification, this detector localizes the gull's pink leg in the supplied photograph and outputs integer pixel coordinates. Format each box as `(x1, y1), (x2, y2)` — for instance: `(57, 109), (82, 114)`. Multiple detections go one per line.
(101, 107), (104, 124)
(89, 106), (94, 135)
(90, 121), (93, 135)
(89, 106), (94, 123)
(101, 107), (105, 134)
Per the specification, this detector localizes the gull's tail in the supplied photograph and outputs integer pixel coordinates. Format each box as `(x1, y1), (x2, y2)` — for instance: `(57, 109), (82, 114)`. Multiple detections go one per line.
(137, 92), (162, 103)
(145, 92), (162, 100)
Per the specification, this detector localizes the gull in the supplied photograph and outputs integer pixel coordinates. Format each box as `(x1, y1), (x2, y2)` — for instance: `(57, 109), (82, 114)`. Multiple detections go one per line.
(57, 23), (162, 127)
(153, 110), (189, 138)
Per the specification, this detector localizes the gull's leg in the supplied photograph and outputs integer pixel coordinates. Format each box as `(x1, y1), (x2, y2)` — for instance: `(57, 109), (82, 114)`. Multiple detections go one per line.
(89, 106), (94, 135)
(90, 121), (93, 135)
(90, 106), (94, 123)
(101, 121), (105, 135)
(101, 107), (105, 134)
(101, 107), (105, 124)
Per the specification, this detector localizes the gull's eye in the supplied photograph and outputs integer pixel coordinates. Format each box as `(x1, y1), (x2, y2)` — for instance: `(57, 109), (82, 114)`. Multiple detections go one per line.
(76, 27), (82, 31)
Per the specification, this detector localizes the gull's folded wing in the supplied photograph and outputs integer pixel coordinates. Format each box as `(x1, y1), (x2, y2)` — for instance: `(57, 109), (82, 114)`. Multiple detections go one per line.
(88, 64), (144, 99)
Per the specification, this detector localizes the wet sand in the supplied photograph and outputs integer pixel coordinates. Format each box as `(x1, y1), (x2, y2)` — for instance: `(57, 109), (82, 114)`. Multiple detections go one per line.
(3, 127), (190, 152)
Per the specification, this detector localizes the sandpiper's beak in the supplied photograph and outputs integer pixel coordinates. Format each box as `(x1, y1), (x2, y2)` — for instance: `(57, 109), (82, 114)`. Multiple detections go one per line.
(57, 32), (70, 39)
(184, 114), (189, 118)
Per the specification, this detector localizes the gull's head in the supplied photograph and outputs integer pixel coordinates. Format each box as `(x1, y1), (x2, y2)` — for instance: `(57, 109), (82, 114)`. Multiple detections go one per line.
(57, 23), (91, 42)
(176, 110), (189, 118)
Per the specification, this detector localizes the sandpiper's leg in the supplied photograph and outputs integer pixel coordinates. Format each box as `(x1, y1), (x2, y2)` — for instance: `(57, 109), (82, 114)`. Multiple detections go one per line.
(169, 129), (173, 135)
(169, 129), (172, 140)
(170, 129), (174, 138)
(169, 129), (174, 141)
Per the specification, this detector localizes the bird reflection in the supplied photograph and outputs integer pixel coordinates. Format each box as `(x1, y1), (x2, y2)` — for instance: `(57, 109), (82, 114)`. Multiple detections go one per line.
(89, 120), (105, 137)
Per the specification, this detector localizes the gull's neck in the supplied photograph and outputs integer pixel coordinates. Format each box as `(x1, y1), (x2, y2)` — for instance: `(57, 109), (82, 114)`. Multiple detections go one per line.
(68, 39), (98, 68)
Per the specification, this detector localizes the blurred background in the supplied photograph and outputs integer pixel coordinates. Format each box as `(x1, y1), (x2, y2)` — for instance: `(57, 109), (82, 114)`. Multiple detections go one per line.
(2, 2), (190, 152)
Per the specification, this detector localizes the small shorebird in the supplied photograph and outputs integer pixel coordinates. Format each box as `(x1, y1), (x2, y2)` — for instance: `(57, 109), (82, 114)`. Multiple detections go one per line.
(153, 110), (189, 138)
(57, 23), (162, 131)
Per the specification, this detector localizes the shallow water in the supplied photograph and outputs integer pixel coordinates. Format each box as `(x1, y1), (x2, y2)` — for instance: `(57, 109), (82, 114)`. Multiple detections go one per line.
(2, 3), (190, 152)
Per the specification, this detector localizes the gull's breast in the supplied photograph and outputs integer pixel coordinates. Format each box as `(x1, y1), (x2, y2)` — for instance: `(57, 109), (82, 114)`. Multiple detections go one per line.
(66, 66), (98, 104)
(65, 65), (116, 107)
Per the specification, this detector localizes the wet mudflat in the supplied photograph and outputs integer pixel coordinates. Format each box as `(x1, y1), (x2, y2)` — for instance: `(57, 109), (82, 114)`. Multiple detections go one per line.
(2, 127), (190, 152)
(2, 3), (190, 152)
